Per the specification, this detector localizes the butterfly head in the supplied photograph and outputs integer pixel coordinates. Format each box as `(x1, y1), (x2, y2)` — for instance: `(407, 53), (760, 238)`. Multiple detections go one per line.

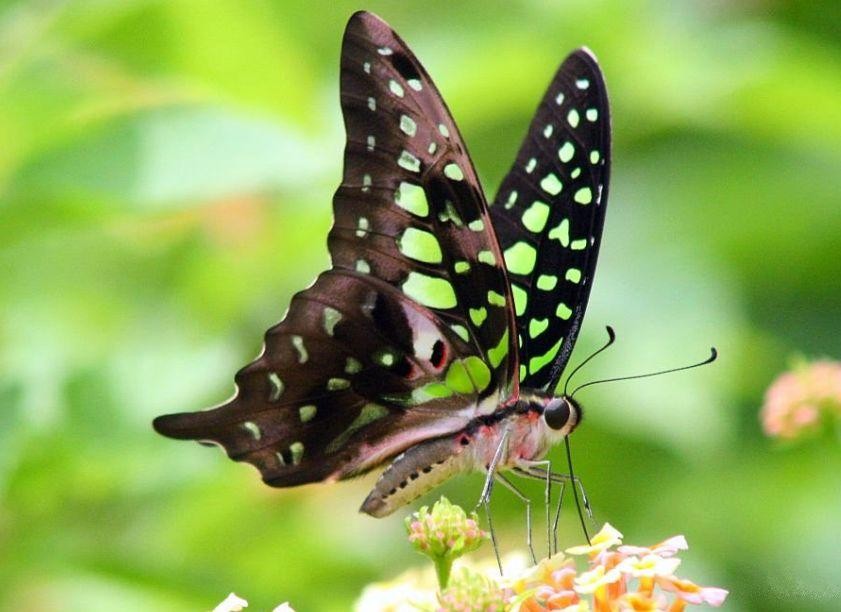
(541, 395), (582, 436)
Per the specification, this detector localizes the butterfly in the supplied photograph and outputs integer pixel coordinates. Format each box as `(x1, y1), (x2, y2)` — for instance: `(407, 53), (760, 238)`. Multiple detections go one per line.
(154, 11), (610, 539)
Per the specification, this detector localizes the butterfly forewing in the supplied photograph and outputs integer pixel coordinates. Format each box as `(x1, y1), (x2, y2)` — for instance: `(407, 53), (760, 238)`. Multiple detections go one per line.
(489, 49), (610, 392)
(153, 12), (519, 487)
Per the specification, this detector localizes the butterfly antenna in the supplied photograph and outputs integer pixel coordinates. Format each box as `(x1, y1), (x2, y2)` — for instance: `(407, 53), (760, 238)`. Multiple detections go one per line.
(565, 436), (590, 544)
(562, 326), (616, 397)
(570, 347), (718, 398)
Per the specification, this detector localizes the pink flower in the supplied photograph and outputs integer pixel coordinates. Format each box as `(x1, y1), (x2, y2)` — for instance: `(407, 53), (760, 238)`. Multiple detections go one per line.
(761, 360), (841, 440)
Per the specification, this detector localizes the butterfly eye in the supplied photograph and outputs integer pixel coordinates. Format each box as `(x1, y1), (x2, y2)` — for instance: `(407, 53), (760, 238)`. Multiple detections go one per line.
(543, 397), (573, 430)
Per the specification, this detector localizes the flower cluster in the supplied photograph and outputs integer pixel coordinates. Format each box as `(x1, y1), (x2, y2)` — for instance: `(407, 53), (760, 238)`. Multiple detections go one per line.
(761, 359), (841, 440)
(357, 512), (728, 611)
(511, 523), (728, 611)
(406, 496), (488, 588)
(212, 593), (294, 612)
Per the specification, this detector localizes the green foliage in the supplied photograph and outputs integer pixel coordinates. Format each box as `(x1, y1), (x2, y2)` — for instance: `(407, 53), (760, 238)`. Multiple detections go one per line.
(1, 1), (839, 610)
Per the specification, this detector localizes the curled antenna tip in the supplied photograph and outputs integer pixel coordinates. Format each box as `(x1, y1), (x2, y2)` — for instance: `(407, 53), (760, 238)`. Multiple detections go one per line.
(708, 347), (718, 362)
(605, 325), (616, 341)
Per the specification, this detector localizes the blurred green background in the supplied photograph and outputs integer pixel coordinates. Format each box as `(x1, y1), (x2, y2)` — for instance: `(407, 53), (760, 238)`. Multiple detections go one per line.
(2, 0), (840, 610)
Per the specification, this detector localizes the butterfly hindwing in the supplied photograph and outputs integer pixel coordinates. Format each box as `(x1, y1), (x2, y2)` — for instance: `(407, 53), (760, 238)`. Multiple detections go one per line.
(490, 49), (611, 392)
(153, 12), (519, 487)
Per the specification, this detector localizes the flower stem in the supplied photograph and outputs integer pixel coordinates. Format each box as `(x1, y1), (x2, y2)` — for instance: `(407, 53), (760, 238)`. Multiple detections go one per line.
(434, 557), (453, 590)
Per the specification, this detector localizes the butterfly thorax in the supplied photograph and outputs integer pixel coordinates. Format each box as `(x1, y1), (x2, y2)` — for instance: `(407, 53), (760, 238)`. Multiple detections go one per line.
(360, 391), (580, 517)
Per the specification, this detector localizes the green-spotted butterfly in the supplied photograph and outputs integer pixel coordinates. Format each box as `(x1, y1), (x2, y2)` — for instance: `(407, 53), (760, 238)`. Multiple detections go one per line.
(154, 11), (610, 539)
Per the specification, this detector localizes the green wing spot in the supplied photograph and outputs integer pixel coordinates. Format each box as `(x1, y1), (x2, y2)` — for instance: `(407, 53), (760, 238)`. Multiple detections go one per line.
(327, 377), (351, 391)
(468, 219), (484, 232)
(566, 268), (582, 283)
(529, 337), (564, 376)
(326, 404), (389, 454)
(574, 187), (593, 205)
(519, 364), (527, 381)
(374, 350), (396, 367)
(403, 272), (457, 309)
(556, 302), (573, 320)
(289, 441), (305, 465)
(450, 324), (469, 342)
(567, 108), (580, 128)
(438, 123), (450, 138)
(323, 306), (342, 336)
(570, 238), (587, 251)
(571, 167), (581, 179)
(469, 307), (488, 327)
(487, 290), (506, 307)
(395, 182), (429, 217)
(345, 357), (362, 374)
(586, 108), (599, 121)
(478, 250), (496, 266)
(439, 201), (464, 226)
(512, 284), (528, 317)
(411, 381), (454, 403)
(268, 372), (284, 401)
(292, 335), (308, 363)
(590, 150), (601, 164)
(536, 274), (557, 291)
(540, 173), (563, 196)
(548, 218), (570, 247)
(488, 329), (509, 369)
(398, 228), (443, 264)
(398, 150), (420, 172)
(299, 405), (317, 423)
(505, 190), (518, 209)
(522, 201), (550, 233)
(445, 357), (491, 394)
(444, 163), (464, 181)
(407, 78), (423, 91)
(400, 114), (417, 137)
(529, 318), (549, 338)
(454, 260), (471, 274)
(558, 141), (575, 163)
(504, 242), (537, 275)
(356, 259), (371, 273)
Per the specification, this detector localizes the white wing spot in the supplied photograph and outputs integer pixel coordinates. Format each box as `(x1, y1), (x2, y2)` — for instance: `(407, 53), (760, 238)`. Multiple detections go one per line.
(356, 217), (370, 238)
(367, 135), (376, 151)
(586, 108), (598, 121)
(355, 259), (370, 274)
(378, 47), (393, 56)
(361, 174), (372, 193)
(242, 421), (261, 440)
(363, 61), (371, 74)
(567, 109), (580, 128)
(400, 114), (417, 137)
(576, 78), (590, 89)
(525, 158), (537, 173)
(438, 123), (450, 138)
(407, 78), (422, 91)
(389, 80), (404, 97)
(428, 142), (437, 155)
(268, 372), (284, 401)
(367, 97), (376, 111)
(555, 92), (565, 105)
(543, 124), (554, 138)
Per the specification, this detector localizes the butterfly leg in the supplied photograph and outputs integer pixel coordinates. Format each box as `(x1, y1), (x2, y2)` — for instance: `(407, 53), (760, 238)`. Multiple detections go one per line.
(476, 427), (511, 574)
(512, 465), (594, 546)
(495, 472), (537, 564)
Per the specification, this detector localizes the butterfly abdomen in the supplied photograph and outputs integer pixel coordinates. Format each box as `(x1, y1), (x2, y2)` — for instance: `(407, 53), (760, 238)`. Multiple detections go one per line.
(360, 434), (474, 517)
